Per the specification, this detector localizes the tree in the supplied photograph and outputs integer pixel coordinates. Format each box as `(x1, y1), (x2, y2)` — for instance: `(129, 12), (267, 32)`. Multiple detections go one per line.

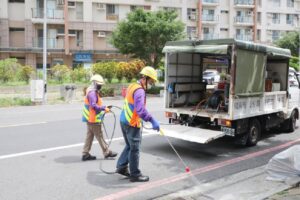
(289, 56), (300, 71)
(110, 9), (184, 68)
(275, 31), (299, 56)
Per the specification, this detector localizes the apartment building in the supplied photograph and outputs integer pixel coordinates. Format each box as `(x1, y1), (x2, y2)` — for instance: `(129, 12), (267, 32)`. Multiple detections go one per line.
(0, 0), (299, 69)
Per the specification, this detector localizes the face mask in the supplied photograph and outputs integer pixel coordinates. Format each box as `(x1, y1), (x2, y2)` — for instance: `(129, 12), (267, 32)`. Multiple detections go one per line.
(96, 85), (102, 91)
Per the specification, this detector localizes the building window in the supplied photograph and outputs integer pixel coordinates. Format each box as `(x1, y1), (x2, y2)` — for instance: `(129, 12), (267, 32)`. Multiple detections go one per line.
(287, 0), (294, 7)
(220, 28), (228, 31)
(286, 14), (294, 25)
(256, 29), (261, 41)
(221, 10), (228, 14)
(187, 8), (197, 21)
(8, 0), (25, 3)
(130, 6), (137, 11)
(272, 13), (280, 24)
(68, 1), (75, 7)
(107, 4), (117, 14)
(272, 0), (281, 7)
(9, 27), (25, 31)
(257, 12), (261, 23)
(144, 6), (151, 10)
(202, 9), (215, 21)
(187, 26), (197, 40)
(272, 30), (280, 41)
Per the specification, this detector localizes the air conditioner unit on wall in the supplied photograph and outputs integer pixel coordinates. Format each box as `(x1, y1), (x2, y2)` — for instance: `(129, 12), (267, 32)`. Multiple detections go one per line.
(97, 31), (106, 38)
(96, 3), (106, 10)
(189, 14), (196, 21)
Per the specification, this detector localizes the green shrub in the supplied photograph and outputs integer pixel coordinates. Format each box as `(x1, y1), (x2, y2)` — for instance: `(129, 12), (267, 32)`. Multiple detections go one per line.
(146, 86), (163, 94)
(92, 62), (116, 83)
(70, 67), (90, 83)
(50, 64), (71, 83)
(0, 58), (20, 83)
(129, 59), (145, 80)
(17, 65), (35, 83)
(115, 62), (127, 82)
(100, 87), (114, 97)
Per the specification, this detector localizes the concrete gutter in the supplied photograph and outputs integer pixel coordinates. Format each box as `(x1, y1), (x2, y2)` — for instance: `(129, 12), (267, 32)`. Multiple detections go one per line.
(154, 165), (300, 200)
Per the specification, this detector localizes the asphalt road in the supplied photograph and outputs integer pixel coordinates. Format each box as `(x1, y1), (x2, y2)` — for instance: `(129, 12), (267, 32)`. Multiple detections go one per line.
(0, 96), (300, 200)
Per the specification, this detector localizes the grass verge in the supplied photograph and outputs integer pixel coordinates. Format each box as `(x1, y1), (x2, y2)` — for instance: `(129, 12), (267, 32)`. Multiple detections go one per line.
(0, 97), (32, 107)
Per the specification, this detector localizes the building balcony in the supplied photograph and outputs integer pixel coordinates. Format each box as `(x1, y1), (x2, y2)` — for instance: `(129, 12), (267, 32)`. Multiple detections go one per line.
(234, 16), (254, 25)
(203, 33), (219, 40)
(202, 0), (219, 6)
(106, 14), (119, 21)
(234, 0), (255, 8)
(202, 14), (218, 24)
(31, 8), (64, 24)
(235, 34), (253, 41)
(32, 38), (64, 49)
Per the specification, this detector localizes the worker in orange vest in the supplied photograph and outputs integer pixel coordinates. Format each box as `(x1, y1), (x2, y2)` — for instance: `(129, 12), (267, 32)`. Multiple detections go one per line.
(82, 74), (117, 161)
(116, 66), (160, 182)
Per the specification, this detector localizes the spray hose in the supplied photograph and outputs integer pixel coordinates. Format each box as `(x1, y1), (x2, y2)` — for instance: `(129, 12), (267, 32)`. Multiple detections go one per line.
(99, 105), (213, 199)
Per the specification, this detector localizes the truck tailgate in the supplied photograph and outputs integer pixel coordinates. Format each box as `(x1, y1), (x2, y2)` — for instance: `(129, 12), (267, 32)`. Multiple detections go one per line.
(159, 124), (225, 144)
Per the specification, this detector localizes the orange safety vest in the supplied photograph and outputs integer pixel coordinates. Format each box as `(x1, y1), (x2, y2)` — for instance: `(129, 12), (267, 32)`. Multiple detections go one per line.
(120, 83), (145, 128)
(82, 92), (105, 123)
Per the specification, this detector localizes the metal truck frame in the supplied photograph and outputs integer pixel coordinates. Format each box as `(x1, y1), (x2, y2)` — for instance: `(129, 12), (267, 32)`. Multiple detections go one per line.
(161, 38), (299, 146)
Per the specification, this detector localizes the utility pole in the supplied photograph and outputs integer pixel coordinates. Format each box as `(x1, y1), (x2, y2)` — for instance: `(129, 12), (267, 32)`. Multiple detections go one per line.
(43, 0), (47, 104)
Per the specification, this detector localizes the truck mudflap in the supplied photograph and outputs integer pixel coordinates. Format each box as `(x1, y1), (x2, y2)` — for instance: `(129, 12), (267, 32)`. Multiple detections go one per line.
(159, 124), (226, 144)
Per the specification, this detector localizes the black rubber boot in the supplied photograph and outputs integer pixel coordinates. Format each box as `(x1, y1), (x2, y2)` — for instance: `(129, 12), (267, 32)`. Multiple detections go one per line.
(104, 151), (118, 158)
(82, 153), (96, 161)
(116, 167), (130, 177)
(130, 175), (149, 182)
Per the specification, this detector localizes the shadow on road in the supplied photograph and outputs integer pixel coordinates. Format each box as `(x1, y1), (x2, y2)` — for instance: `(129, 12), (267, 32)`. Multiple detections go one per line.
(87, 171), (132, 189)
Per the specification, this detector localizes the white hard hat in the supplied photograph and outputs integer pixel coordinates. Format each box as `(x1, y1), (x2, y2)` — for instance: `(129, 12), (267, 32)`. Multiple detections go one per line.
(90, 74), (105, 85)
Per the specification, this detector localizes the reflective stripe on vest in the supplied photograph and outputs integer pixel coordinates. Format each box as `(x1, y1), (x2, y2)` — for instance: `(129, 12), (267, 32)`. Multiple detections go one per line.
(82, 92), (105, 123)
(120, 83), (144, 128)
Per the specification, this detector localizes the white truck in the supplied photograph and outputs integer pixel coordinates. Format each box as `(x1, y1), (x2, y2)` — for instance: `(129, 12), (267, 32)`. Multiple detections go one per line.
(161, 39), (299, 146)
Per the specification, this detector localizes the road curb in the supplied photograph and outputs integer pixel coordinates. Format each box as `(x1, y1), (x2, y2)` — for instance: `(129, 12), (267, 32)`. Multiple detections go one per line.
(154, 165), (299, 200)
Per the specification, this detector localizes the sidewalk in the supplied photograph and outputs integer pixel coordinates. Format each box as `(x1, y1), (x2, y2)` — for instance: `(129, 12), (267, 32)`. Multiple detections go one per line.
(155, 165), (300, 200)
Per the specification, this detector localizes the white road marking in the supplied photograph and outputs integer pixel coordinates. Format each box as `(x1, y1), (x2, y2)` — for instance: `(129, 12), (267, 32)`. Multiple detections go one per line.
(0, 122), (47, 128)
(0, 132), (156, 160)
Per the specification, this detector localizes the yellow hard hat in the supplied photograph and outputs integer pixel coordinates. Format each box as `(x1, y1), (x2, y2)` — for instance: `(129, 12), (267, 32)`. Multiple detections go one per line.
(90, 74), (105, 85)
(140, 66), (158, 82)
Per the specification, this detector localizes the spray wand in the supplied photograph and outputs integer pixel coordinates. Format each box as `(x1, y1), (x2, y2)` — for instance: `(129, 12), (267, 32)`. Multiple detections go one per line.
(159, 129), (190, 173)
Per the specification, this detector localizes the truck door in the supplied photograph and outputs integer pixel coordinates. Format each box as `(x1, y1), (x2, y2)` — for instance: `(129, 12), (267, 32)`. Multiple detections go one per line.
(288, 72), (300, 109)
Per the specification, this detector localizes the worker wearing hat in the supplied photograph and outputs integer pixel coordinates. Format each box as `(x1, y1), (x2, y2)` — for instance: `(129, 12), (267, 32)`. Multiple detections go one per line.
(116, 66), (160, 182)
(82, 74), (117, 161)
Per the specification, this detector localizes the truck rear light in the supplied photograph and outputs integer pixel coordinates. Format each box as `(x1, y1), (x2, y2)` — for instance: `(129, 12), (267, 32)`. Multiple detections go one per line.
(218, 119), (232, 127)
(165, 112), (176, 119)
(225, 120), (232, 127)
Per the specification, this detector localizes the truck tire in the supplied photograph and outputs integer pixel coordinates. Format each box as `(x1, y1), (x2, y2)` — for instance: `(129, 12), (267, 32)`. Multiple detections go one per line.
(246, 119), (261, 146)
(282, 111), (297, 133)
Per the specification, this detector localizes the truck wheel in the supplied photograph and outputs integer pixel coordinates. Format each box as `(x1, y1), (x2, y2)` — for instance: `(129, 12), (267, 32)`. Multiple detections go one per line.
(246, 119), (261, 146)
(285, 111), (297, 133)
